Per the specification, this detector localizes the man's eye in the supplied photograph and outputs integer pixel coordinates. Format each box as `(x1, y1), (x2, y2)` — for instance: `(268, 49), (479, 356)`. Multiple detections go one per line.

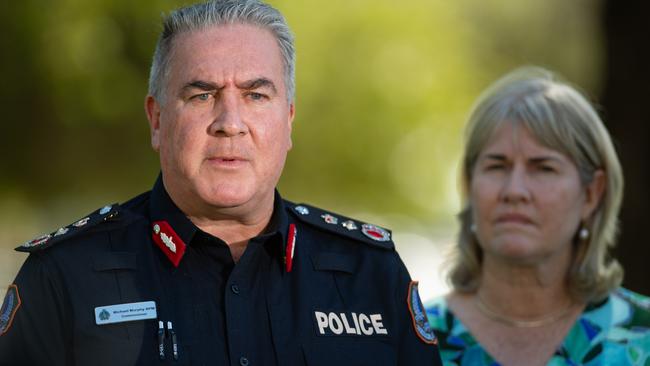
(248, 92), (266, 101)
(193, 93), (211, 101)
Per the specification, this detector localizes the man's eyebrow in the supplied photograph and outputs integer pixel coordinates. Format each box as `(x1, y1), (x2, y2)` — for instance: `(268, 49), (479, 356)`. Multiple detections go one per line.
(237, 78), (277, 93)
(182, 80), (221, 91)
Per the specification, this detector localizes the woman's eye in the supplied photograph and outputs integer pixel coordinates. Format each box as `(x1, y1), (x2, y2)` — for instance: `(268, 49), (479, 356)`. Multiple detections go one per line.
(485, 164), (504, 171)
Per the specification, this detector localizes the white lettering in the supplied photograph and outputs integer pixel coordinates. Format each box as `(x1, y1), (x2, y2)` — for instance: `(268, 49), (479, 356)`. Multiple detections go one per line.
(358, 313), (374, 335)
(329, 312), (343, 335)
(340, 313), (357, 334)
(315, 311), (328, 334)
(370, 314), (388, 335)
(351, 312), (361, 335)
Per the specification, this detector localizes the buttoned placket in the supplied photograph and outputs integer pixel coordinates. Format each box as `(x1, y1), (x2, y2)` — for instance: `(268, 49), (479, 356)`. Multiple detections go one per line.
(225, 237), (261, 366)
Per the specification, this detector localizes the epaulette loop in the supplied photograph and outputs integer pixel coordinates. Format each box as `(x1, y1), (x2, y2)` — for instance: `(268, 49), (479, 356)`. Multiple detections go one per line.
(287, 202), (394, 250)
(15, 204), (121, 252)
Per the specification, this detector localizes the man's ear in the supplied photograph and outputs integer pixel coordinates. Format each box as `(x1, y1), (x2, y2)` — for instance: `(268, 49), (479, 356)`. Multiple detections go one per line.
(582, 169), (606, 221)
(145, 95), (161, 152)
(286, 102), (295, 150)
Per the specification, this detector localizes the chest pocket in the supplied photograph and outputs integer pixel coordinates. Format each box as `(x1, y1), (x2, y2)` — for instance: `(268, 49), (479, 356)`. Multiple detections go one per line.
(92, 252), (138, 272)
(90, 252), (149, 340)
(311, 252), (356, 274)
(304, 253), (396, 365)
(70, 252), (167, 365)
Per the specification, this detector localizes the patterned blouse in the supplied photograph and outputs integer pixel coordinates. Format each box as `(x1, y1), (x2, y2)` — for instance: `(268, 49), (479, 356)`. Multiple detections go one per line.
(425, 288), (650, 365)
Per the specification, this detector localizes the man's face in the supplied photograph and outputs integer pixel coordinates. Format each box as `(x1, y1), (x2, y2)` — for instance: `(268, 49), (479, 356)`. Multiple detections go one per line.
(146, 24), (294, 218)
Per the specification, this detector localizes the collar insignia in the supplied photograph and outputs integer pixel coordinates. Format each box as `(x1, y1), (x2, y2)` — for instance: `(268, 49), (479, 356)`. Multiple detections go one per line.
(152, 221), (186, 267)
(285, 223), (297, 272)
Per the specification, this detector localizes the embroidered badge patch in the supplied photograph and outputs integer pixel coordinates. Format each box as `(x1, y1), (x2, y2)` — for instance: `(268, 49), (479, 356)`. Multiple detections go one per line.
(407, 281), (437, 345)
(0, 285), (22, 336)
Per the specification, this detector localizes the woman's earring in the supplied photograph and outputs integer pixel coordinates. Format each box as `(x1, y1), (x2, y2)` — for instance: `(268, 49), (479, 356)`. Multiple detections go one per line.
(579, 227), (590, 240)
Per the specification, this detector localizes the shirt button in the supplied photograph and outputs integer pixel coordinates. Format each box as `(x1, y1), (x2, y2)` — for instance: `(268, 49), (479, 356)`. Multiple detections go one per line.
(231, 284), (240, 294)
(239, 356), (249, 366)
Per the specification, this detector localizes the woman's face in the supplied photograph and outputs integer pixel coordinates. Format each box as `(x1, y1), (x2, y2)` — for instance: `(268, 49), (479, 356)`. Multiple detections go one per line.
(470, 123), (603, 264)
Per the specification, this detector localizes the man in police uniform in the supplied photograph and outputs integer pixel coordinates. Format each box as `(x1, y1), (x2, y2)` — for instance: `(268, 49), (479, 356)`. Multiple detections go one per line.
(0, 1), (442, 365)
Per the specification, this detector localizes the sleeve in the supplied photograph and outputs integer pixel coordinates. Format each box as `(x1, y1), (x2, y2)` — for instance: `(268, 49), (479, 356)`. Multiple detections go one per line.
(395, 254), (443, 366)
(0, 253), (73, 366)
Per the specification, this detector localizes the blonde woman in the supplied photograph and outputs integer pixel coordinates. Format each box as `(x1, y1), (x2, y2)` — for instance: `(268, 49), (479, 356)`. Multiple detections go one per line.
(425, 67), (650, 365)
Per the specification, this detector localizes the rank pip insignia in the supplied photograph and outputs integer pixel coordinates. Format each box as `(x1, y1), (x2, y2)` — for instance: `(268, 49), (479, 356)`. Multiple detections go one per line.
(321, 213), (338, 225)
(361, 224), (391, 242)
(295, 205), (310, 215)
(22, 234), (51, 248)
(99, 205), (112, 215)
(341, 220), (358, 231)
(151, 221), (187, 267)
(407, 281), (437, 345)
(73, 217), (90, 227)
(53, 227), (69, 237)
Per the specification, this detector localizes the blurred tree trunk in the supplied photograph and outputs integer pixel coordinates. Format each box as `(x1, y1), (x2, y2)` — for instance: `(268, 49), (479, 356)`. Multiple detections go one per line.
(601, 0), (650, 295)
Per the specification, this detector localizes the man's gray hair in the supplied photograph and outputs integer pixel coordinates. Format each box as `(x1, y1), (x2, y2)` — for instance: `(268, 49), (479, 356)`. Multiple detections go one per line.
(148, 0), (295, 104)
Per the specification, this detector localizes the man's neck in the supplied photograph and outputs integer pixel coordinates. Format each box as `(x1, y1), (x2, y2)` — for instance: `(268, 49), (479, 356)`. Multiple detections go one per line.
(189, 211), (272, 245)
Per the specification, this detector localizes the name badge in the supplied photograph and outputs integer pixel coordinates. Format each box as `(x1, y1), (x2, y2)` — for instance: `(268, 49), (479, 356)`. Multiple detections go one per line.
(313, 310), (388, 336)
(95, 301), (157, 325)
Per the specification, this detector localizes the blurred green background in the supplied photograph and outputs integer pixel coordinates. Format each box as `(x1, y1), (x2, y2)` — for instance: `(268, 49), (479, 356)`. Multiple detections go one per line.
(0, 0), (628, 300)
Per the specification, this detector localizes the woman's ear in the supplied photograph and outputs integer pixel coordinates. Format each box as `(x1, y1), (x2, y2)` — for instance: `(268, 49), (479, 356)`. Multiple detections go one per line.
(582, 169), (606, 220)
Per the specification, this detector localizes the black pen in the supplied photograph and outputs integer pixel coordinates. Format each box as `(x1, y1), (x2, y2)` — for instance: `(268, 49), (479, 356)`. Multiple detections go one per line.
(167, 321), (179, 361)
(157, 320), (166, 360)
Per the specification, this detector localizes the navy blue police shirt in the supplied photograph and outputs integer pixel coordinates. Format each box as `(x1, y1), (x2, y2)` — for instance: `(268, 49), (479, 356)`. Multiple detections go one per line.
(0, 177), (442, 365)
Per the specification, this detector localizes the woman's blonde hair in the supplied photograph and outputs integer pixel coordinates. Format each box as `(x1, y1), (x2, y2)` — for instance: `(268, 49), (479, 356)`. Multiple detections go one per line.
(448, 67), (624, 302)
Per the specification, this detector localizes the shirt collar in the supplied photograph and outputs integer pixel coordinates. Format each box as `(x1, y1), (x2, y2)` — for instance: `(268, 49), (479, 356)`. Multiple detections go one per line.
(149, 174), (199, 246)
(261, 189), (290, 247)
(148, 174), (291, 263)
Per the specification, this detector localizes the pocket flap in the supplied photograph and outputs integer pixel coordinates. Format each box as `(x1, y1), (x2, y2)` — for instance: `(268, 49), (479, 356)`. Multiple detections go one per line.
(92, 252), (138, 271)
(311, 252), (355, 274)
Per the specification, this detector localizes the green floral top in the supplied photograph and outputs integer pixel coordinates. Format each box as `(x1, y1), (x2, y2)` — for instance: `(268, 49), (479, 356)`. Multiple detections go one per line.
(425, 288), (650, 365)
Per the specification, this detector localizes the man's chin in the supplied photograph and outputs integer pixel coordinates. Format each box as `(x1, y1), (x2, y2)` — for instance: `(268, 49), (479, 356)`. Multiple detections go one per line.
(199, 186), (257, 209)
(202, 195), (251, 209)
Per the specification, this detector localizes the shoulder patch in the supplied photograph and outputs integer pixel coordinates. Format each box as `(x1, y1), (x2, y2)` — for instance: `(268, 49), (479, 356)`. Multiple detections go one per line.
(407, 281), (437, 345)
(286, 202), (394, 250)
(15, 204), (120, 252)
(0, 285), (21, 336)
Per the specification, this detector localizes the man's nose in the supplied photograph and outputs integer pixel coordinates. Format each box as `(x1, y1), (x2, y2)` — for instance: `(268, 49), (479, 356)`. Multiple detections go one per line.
(208, 93), (248, 137)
